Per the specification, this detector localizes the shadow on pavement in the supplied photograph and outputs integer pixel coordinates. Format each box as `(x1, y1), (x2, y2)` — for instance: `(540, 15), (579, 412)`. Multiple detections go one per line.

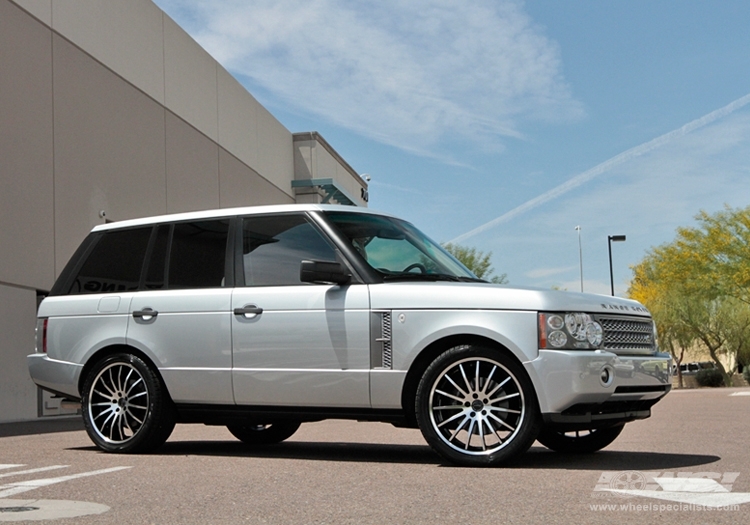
(68, 438), (721, 470)
(516, 445), (720, 470)
(155, 440), (442, 465)
(0, 417), (84, 438)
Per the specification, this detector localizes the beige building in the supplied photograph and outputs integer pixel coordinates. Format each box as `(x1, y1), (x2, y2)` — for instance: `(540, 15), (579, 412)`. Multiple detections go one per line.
(0, 0), (367, 423)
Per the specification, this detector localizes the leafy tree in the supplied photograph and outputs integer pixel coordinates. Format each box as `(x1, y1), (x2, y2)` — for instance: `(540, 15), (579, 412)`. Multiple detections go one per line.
(631, 268), (695, 388)
(629, 205), (750, 387)
(442, 243), (508, 284)
(656, 205), (750, 304)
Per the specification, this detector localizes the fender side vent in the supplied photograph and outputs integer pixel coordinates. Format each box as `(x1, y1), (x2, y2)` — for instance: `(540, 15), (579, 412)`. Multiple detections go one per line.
(381, 312), (392, 369)
(371, 310), (393, 369)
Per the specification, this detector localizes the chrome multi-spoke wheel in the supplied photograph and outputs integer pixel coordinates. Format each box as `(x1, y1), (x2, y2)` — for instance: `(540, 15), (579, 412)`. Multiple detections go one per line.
(82, 353), (175, 453)
(537, 424), (624, 453)
(416, 346), (540, 466)
(429, 357), (525, 454)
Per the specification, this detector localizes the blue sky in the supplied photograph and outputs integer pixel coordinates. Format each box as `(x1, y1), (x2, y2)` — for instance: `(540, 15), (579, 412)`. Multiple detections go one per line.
(154, 0), (750, 295)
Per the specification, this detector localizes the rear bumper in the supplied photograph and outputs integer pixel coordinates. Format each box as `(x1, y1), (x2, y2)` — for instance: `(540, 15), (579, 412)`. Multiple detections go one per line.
(527, 349), (672, 428)
(27, 353), (82, 400)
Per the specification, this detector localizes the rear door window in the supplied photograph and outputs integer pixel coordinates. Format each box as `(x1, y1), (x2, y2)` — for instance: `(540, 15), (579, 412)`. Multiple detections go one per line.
(167, 220), (230, 289)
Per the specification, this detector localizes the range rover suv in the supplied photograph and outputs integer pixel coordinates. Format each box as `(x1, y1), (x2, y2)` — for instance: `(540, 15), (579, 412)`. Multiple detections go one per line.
(28, 204), (671, 466)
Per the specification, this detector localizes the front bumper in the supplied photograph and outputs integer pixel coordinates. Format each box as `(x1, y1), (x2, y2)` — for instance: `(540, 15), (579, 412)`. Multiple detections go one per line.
(27, 353), (83, 400)
(527, 349), (672, 429)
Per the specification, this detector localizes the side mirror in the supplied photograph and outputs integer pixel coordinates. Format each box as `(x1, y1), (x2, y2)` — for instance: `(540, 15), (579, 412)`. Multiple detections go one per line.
(300, 260), (351, 285)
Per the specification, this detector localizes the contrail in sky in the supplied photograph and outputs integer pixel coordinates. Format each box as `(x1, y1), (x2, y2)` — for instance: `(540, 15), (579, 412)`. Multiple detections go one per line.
(449, 92), (750, 244)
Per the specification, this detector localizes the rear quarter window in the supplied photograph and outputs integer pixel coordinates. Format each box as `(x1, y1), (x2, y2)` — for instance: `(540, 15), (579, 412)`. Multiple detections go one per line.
(60, 219), (231, 295)
(70, 227), (151, 294)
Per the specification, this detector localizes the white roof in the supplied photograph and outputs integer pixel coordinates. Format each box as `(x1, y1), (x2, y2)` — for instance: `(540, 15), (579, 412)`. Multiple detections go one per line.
(91, 204), (390, 232)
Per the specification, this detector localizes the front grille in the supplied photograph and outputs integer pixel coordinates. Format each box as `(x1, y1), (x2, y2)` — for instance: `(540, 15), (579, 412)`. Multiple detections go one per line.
(597, 316), (655, 355)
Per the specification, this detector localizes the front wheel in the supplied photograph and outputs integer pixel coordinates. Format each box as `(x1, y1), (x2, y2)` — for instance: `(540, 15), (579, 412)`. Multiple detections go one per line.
(536, 424), (624, 453)
(415, 345), (541, 467)
(81, 353), (176, 453)
(227, 420), (301, 445)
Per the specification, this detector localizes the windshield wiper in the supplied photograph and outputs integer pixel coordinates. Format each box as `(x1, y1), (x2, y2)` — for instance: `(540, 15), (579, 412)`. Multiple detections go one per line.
(457, 276), (487, 283)
(382, 273), (464, 282)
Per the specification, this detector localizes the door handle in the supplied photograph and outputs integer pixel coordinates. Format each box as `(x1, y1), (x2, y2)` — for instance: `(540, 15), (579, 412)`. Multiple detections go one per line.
(234, 304), (263, 319)
(133, 308), (158, 321)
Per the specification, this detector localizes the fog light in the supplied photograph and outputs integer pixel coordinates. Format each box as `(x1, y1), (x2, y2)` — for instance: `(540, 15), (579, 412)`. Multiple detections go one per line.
(600, 365), (614, 387)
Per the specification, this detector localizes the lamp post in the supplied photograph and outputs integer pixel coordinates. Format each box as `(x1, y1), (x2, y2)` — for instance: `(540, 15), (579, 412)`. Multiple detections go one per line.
(575, 226), (583, 292)
(608, 235), (626, 296)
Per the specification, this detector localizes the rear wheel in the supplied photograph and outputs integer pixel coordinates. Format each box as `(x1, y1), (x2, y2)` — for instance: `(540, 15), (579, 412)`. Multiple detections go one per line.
(537, 424), (624, 453)
(82, 353), (175, 453)
(415, 345), (540, 467)
(227, 420), (301, 445)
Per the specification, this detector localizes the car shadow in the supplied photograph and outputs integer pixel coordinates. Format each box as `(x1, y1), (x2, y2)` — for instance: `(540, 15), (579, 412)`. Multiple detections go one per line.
(70, 440), (721, 470)
(516, 446), (720, 471)
(155, 440), (442, 465)
(0, 417), (84, 438)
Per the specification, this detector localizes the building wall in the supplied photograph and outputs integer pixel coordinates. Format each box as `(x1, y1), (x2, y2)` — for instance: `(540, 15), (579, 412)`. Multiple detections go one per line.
(0, 0), (365, 422)
(293, 132), (369, 206)
(0, 285), (39, 421)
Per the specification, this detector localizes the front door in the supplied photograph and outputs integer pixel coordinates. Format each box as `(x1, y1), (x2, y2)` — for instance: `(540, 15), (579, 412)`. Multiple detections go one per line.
(231, 213), (371, 408)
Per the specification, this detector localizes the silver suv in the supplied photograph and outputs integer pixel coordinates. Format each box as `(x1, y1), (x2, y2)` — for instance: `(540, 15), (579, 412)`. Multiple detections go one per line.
(28, 204), (671, 466)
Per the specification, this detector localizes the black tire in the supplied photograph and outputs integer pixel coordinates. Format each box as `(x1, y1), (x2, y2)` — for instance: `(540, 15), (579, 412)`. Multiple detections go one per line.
(227, 420), (301, 445)
(537, 424), (624, 453)
(415, 345), (541, 467)
(81, 353), (176, 453)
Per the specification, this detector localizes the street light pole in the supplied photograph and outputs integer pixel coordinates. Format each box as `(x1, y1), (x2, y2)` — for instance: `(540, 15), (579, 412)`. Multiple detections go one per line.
(575, 226), (583, 292)
(608, 234), (626, 296)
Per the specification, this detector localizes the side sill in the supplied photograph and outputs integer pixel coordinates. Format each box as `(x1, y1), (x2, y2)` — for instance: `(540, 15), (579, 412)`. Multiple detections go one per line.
(174, 404), (407, 426)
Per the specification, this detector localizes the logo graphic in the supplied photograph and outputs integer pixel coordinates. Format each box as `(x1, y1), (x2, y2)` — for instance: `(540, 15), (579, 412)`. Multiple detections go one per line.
(609, 471), (648, 492)
(592, 471), (750, 509)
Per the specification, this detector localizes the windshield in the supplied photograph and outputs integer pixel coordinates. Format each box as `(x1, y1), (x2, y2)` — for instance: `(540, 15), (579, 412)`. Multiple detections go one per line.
(324, 211), (481, 281)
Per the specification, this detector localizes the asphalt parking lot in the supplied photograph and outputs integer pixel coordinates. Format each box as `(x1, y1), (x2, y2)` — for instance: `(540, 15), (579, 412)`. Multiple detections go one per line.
(1, 387), (749, 524)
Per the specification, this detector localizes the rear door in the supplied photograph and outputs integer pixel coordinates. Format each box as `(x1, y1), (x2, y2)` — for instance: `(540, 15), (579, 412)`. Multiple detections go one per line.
(126, 219), (233, 405)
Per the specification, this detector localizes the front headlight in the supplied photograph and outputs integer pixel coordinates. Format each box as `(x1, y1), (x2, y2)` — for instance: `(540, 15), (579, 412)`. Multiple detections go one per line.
(539, 312), (604, 350)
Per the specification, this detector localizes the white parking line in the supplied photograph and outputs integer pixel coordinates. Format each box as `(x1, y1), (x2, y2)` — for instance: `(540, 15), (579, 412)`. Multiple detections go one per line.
(0, 467), (131, 499)
(0, 466), (68, 480)
(730, 391), (750, 396)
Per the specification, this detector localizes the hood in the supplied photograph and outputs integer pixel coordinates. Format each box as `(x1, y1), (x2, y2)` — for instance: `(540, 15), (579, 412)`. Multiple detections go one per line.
(368, 282), (651, 317)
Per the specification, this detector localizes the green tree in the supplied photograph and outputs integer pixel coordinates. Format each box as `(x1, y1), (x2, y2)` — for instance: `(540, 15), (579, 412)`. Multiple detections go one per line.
(631, 267), (695, 388)
(629, 205), (750, 386)
(656, 205), (750, 304)
(442, 243), (508, 284)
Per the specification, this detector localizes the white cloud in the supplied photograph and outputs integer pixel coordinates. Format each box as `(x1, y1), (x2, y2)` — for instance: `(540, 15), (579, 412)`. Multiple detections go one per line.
(451, 92), (750, 244)
(473, 108), (750, 291)
(155, 0), (583, 159)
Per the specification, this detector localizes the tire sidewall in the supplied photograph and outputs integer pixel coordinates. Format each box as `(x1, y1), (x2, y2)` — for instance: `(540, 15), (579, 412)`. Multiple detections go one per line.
(537, 424), (625, 453)
(227, 420), (302, 445)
